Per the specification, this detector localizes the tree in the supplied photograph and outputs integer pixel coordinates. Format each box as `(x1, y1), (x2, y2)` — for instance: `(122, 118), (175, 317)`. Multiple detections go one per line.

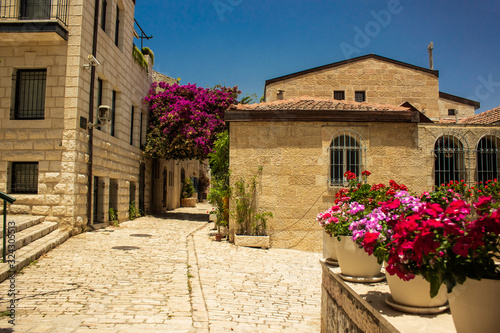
(143, 82), (240, 160)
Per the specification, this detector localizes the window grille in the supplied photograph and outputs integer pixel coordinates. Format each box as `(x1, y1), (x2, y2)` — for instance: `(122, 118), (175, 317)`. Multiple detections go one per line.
(334, 91), (345, 101)
(476, 135), (500, 183)
(355, 91), (366, 103)
(12, 69), (47, 120)
(11, 162), (38, 194)
(329, 130), (366, 186)
(433, 133), (469, 187)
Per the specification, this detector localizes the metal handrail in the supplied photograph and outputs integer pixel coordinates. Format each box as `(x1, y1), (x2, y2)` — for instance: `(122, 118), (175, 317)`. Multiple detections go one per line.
(1, 191), (16, 263)
(0, 0), (69, 26)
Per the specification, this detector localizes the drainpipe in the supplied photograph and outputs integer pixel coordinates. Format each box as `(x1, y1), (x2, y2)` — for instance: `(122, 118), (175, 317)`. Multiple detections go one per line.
(86, 0), (100, 228)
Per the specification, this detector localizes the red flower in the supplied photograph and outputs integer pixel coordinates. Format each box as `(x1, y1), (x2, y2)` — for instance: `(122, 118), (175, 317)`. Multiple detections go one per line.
(361, 170), (371, 177)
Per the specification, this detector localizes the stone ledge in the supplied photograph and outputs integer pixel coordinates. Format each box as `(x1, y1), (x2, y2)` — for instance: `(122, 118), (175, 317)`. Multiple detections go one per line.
(321, 261), (455, 333)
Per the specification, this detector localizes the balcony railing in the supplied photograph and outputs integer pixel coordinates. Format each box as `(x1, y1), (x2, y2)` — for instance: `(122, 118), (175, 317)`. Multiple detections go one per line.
(0, 0), (69, 26)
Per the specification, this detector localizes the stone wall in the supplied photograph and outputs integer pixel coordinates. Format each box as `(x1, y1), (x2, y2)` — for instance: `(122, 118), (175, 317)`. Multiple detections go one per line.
(0, 0), (155, 232)
(438, 97), (476, 122)
(265, 57), (477, 121)
(229, 121), (499, 251)
(321, 263), (399, 333)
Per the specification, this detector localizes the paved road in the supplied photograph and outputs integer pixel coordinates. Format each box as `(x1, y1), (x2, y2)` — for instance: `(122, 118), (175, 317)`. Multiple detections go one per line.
(0, 204), (321, 332)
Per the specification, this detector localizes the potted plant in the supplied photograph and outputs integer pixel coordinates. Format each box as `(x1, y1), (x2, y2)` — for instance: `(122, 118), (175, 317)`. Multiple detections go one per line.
(208, 131), (231, 240)
(317, 171), (405, 281)
(233, 168), (273, 249)
(180, 178), (196, 207)
(354, 181), (499, 324)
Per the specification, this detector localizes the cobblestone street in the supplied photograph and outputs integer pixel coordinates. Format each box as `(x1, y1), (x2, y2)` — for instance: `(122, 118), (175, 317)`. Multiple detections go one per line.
(0, 204), (321, 332)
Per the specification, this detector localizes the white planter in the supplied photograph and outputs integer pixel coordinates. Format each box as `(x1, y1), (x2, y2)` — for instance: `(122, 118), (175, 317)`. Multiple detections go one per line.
(323, 231), (338, 264)
(386, 273), (448, 311)
(334, 236), (383, 280)
(449, 278), (500, 333)
(234, 235), (269, 249)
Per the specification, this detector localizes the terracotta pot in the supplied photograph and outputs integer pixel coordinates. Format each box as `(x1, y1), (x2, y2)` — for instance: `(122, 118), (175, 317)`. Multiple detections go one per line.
(386, 273), (448, 309)
(215, 234), (223, 241)
(323, 231), (338, 262)
(449, 278), (500, 333)
(334, 236), (382, 278)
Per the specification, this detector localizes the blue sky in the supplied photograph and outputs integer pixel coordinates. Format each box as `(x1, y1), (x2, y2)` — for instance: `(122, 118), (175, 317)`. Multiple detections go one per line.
(134, 0), (500, 113)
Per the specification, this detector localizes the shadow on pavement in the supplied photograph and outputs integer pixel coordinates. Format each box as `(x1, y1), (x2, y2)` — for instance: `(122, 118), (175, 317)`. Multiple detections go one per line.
(153, 212), (209, 222)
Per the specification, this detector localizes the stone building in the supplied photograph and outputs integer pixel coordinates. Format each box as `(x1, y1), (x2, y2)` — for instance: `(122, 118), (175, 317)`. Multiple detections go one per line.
(0, 0), (203, 234)
(265, 54), (479, 122)
(226, 55), (498, 252)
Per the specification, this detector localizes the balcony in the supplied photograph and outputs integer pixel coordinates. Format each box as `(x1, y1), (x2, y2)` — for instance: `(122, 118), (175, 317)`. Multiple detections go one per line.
(0, 0), (69, 41)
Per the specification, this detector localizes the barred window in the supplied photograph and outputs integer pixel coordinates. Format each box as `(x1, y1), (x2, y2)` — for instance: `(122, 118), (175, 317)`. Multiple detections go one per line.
(330, 130), (365, 186)
(334, 91), (345, 101)
(434, 133), (468, 187)
(355, 91), (366, 103)
(476, 135), (500, 183)
(11, 162), (38, 194)
(12, 69), (47, 120)
(20, 0), (51, 20)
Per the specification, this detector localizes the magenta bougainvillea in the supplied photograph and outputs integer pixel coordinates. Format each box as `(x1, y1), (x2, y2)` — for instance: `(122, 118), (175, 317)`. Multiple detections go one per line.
(143, 82), (240, 160)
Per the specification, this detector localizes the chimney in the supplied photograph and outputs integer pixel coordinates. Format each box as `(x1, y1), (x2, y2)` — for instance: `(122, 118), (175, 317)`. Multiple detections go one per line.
(277, 89), (285, 100)
(428, 42), (434, 70)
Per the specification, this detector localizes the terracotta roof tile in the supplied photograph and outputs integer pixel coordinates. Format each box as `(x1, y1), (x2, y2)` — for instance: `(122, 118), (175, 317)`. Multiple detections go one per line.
(460, 106), (500, 124)
(230, 96), (410, 112)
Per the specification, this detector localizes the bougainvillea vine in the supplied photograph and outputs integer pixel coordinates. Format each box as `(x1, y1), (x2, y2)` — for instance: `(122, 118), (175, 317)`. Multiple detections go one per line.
(143, 82), (240, 160)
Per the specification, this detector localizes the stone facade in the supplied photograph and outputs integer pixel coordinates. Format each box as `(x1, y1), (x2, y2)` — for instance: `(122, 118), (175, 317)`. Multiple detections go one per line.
(227, 103), (498, 251)
(0, 0), (202, 233)
(265, 54), (479, 121)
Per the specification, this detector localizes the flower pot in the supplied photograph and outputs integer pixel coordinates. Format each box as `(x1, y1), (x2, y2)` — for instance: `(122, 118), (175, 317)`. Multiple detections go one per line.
(334, 236), (384, 282)
(215, 234), (223, 241)
(385, 273), (448, 313)
(449, 278), (500, 333)
(323, 231), (338, 265)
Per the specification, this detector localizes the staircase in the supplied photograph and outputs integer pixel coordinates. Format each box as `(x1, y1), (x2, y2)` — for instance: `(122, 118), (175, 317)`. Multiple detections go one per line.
(0, 215), (71, 283)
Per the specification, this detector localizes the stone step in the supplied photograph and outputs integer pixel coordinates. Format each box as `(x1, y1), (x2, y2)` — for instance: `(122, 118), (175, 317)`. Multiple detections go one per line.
(0, 215), (45, 238)
(13, 221), (59, 251)
(0, 229), (71, 283)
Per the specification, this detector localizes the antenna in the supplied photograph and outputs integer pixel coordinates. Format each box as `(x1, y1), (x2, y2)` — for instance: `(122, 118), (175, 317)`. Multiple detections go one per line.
(428, 42), (434, 70)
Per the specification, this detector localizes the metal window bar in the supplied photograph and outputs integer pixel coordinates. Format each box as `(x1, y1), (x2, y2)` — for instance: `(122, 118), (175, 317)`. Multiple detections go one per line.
(0, 0), (68, 25)
(334, 91), (345, 101)
(433, 133), (469, 187)
(329, 130), (366, 186)
(355, 91), (366, 103)
(11, 162), (38, 194)
(12, 69), (46, 119)
(476, 135), (499, 183)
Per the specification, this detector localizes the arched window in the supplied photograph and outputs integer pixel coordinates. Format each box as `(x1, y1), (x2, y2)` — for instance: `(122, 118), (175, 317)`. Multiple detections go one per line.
(434, 133), (468, 187)
(476, 135), (500, 183)
(330, 130), (365, 186)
